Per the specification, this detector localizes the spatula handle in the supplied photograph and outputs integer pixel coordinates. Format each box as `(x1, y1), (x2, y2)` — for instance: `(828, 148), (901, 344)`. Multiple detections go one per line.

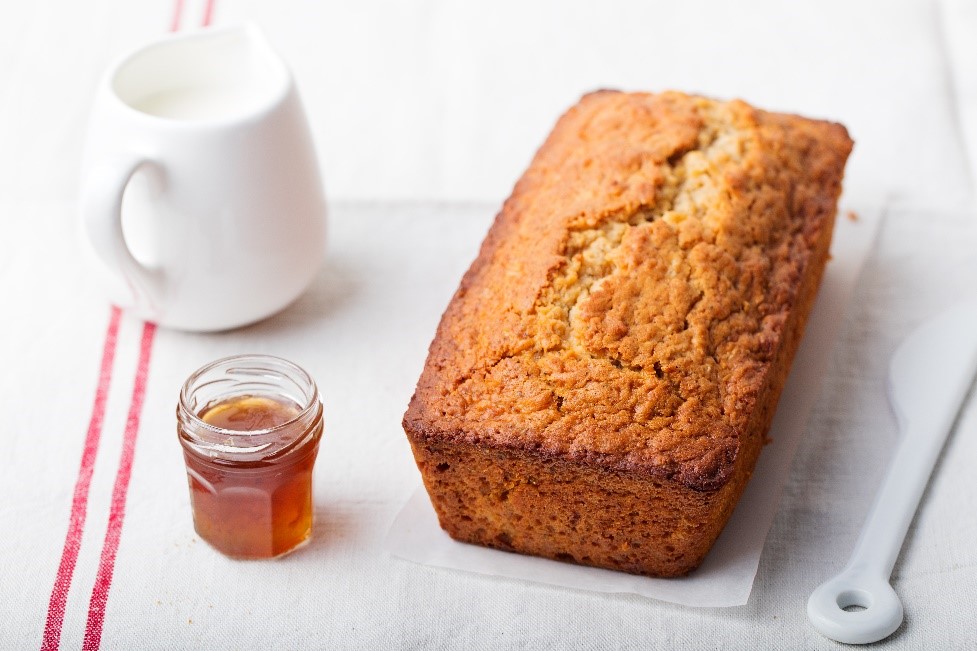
(808, 298), (977, 644)
(805, 419), (946, 645)
(850, 418), (954, 577)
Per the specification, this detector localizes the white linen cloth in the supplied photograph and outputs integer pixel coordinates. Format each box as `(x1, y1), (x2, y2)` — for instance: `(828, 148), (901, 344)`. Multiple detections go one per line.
(1, 0), (976, 648)
(222, 0), (977, 209)
(3, 201), (976, 649)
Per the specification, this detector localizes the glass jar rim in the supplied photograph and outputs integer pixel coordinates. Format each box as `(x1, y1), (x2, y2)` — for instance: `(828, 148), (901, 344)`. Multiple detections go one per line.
(178, 353), (320, 442)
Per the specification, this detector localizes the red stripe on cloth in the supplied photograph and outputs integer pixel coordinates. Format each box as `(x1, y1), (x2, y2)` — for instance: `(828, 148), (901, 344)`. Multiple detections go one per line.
(62, 1), (207, 647)
(202, 0), (216, 27)
(73, 0), (180, 646)
(170, 0), (185, 32)
(39, 306), (123, 651)
(81, 322), (157, 651)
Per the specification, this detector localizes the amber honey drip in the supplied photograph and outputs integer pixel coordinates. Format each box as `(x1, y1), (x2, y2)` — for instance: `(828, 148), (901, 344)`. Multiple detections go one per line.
(182, 394), (321, 559)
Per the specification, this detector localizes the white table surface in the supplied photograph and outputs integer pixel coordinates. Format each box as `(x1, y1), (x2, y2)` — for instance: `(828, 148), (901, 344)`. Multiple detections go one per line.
(2, 0), (976, 649)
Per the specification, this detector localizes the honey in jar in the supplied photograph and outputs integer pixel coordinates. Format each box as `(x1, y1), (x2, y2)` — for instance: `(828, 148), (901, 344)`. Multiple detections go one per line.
(177, 355), (323, 559)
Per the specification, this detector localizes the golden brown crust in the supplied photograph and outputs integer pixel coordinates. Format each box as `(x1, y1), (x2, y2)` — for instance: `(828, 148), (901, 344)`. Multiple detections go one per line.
(403, 90), (852, 575)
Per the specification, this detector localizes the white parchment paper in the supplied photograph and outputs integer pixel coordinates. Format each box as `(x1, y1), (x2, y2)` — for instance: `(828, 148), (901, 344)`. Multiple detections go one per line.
(386, 207), (882, 607)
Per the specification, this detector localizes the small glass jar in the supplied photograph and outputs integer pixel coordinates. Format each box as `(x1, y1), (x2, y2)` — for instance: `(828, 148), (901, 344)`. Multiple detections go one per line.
(177, 354), (323, 559)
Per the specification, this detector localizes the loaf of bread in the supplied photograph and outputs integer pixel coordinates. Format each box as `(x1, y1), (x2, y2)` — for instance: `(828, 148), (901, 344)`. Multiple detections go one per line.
(403, 90), (852, 577)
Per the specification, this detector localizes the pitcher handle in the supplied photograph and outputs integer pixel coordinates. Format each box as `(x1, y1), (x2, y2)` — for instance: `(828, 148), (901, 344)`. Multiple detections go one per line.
(81, 155), (162, 314)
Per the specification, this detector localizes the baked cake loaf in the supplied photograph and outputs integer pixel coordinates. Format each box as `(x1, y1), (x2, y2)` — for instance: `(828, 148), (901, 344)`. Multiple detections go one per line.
(403, 90), (852, 577)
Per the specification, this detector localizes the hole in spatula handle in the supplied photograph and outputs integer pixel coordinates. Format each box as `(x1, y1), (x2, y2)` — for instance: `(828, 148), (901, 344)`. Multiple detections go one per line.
(837, 588), (872, 611)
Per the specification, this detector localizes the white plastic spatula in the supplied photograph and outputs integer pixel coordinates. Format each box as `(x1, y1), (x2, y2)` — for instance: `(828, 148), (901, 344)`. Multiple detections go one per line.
(807, 299), (977, 644)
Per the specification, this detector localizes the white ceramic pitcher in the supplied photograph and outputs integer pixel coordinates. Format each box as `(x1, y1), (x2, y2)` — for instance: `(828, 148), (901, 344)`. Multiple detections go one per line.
(80, 24), (326, 331)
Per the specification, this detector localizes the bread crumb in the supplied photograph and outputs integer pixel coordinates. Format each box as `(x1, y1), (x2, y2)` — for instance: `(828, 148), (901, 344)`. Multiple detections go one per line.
(846, 210), (858, 222)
